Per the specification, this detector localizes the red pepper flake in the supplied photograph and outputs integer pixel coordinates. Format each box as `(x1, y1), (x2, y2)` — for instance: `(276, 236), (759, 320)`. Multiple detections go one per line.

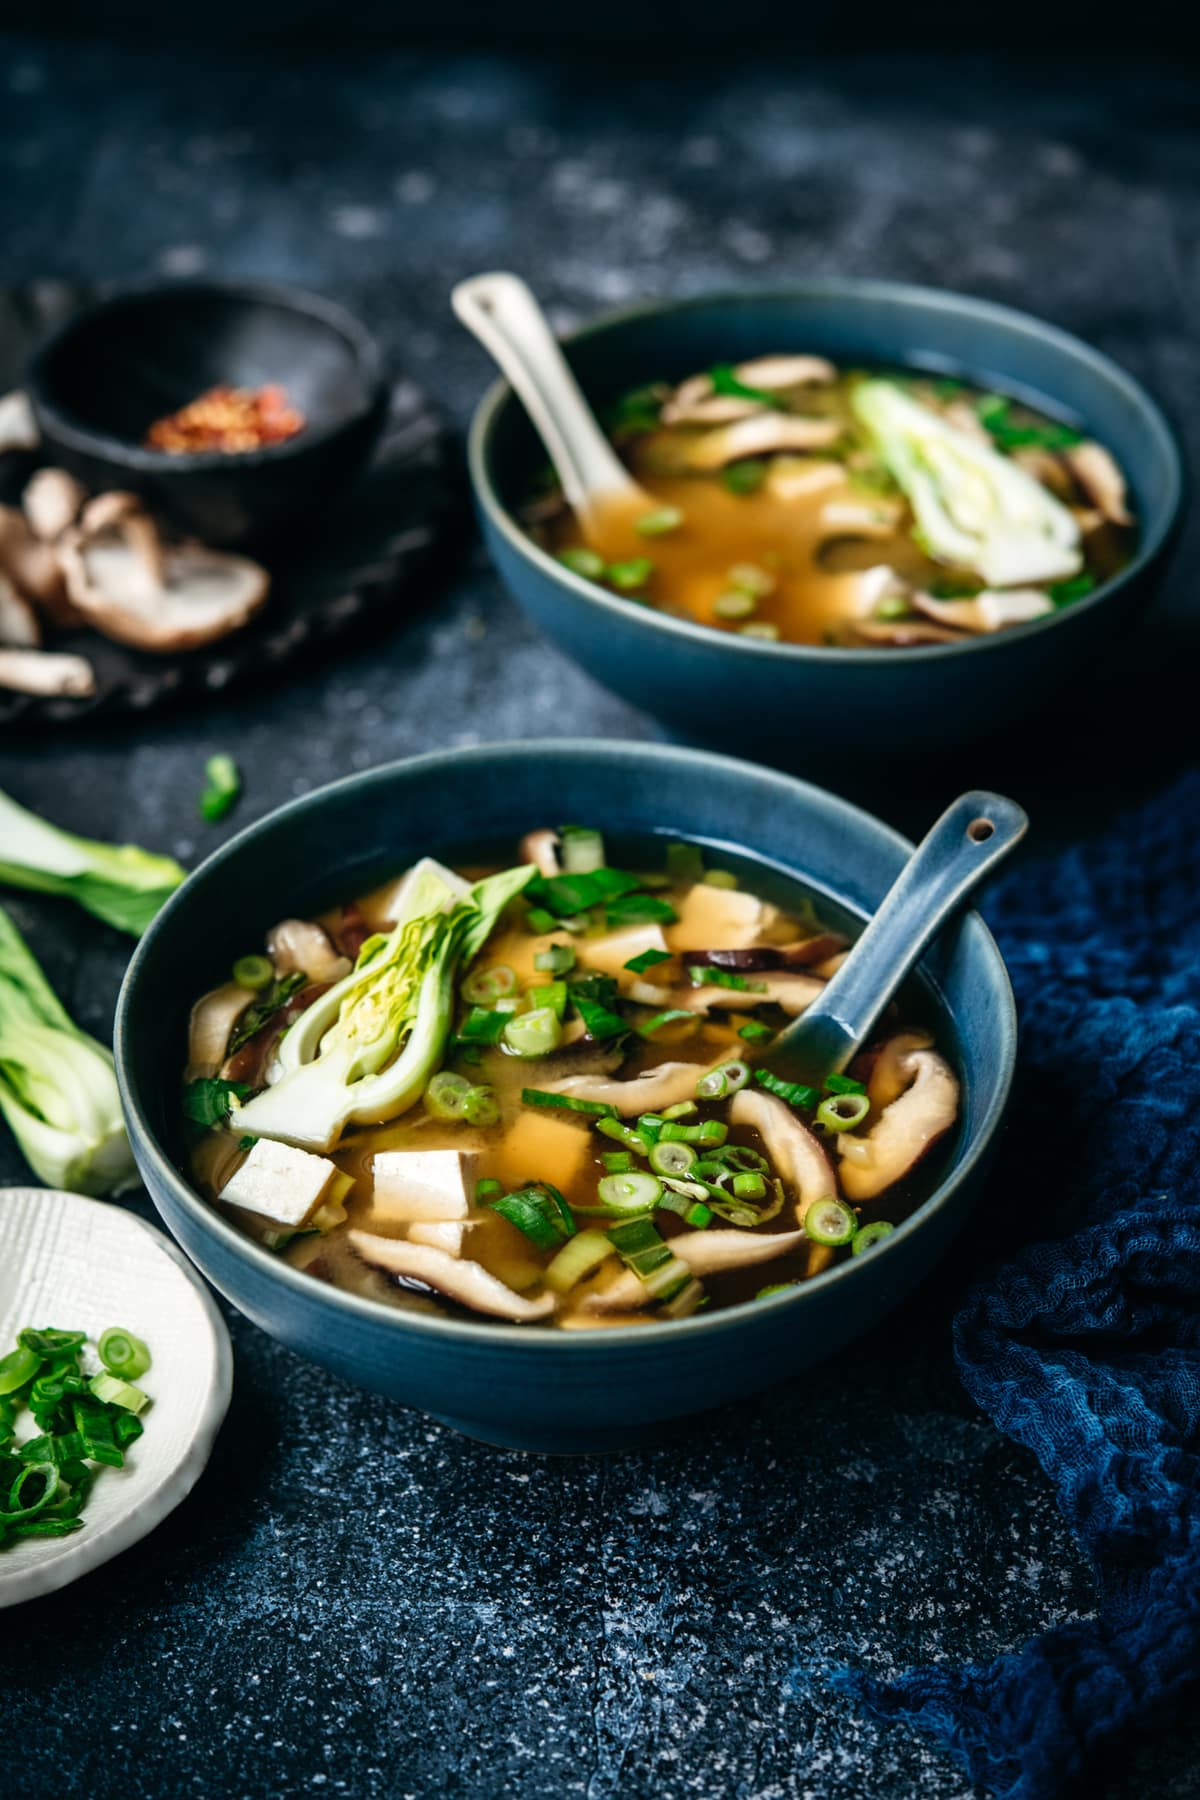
(145, 383), (306, 454)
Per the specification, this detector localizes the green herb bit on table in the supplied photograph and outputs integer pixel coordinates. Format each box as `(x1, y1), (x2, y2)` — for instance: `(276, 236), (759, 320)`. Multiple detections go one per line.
(0, 1323), (153, 1551)
(199, 753), (242, 823)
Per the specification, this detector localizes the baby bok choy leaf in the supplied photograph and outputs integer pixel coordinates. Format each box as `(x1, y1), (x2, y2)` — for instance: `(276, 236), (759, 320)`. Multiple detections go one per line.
(0, 788), (185, 937)
(0, 906), (136, 1196)
(233, 863), (535, 1153)
(851, 380), (1083, 587)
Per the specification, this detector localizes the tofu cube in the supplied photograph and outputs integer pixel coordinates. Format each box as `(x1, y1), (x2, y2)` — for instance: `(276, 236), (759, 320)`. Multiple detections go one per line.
(371, 1148), (479, 1223)
(220, 1139), (338, 1228)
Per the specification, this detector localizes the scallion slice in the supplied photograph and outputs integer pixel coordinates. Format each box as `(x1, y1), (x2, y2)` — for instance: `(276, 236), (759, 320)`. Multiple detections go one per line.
(739, 1020), (774, 1044)
(731, 1172), (766, 1200)
(544, 1230), (616, 1294)
(803, 1197), (857, 1247)
(534, 943), (576, 976)
(232, 954), (274, 992)
(625, 947), (672, 974)
(97, 1329), (151, 1382)
(521, 1087), (617, 1119)
(597, 1117), (651, 1157)
(635, 506), (683, 537)
(754, 1069), (820, 1109)
(88, 1373), (149, 1415)
(695, 1059), (751, 1101)
(463, 1086), (501, 1127)
(649, 1139), (698, 1178)
(503, 1006), (563, 1058)
(602, 1151), (636, 1173)
(596, 1171), (663, 1216)
(461, 963), (519, 1006)
(851, 1221), (896, 1255)
(816, 1092), (870, 1133)
(824, 1072), (867, 1097)
(660, 1101), (697, 1121)
(606, 556), (655, 591)
(557, 547), (605, 580)
(558, 825), (606, 874)
(489, 1184), (576, 1250)
(687, 965), (766, 993)
(424, 1070), (473, 1120)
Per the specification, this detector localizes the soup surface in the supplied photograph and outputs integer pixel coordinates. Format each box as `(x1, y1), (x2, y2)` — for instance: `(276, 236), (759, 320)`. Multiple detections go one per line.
(183, 828), (960, 1329)
(525, 361), (1136, 648)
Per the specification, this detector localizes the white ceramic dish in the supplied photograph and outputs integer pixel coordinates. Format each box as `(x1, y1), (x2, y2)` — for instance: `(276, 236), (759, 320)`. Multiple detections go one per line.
(0, 1187), (232, 1608)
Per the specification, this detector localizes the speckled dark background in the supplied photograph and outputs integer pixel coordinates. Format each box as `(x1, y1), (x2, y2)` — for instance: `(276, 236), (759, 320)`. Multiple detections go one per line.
(2, 35), (1198, 1800)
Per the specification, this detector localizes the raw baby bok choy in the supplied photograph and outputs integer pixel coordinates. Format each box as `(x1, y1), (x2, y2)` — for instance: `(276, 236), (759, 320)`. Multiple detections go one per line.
(0, 787), (185, 937)
(232, 861), (535, 1152)
(0, 905), (136, 1195)
(852, 379), (1083, 587)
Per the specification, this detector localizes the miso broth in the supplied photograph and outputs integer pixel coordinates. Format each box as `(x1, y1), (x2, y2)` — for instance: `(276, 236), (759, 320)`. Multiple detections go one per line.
(525, 361), (1136, 648)
(183, 827), (961, 1329)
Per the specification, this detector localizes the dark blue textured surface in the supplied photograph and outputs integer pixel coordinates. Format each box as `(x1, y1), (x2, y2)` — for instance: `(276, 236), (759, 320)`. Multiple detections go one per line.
(838, 773), (1200, 1796)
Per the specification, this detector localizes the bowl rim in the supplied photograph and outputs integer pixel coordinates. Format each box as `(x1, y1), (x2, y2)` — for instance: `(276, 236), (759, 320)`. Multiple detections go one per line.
(115, 738), (1017, 1354)
(467, 277), (1186, 667)
(26, 276), (389, 476)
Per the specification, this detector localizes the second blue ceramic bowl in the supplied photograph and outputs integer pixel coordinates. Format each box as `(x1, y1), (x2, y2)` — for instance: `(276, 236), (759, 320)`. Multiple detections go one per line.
(467, 282), (1184, 754)
(116, 740), (1015, 1453)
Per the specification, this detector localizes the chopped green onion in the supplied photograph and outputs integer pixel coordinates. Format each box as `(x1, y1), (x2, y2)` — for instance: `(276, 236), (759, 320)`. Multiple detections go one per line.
(756, 1282), (795, 1300)
(597, 1116), (651, 1156)
(199, 753), (241, 823)
(183, 1076), (249, 1129)
(88, 1373), (149, 1415)
(604, 892), (678, 927)
(606, 557), (655, 591)
(804, 1197), (857, 1246)
(602, 1151), (636, 1173)
(458, 1006), (508, 1046)
(658, 1191), (713, 1228)
(625, 947), (672, 974)
(558, 825), (606, 874)
(636, 506), (684, 537)
(702, 868), (739, 889)
(739, 1020), (774, 1044)
(97, 1329), (151, 1382)
(659, 1119), (728, 1146)
(816, 1092), (870, 1133)
(695, 1059), (751, 1100)
(544, 1230), (616, 1293)
(728, 562), (775, 597)
(463, 1086), (501, 1127)
(687, 965), (766, 993)
(740, 622), (782, 640)
(525, 906), (559, 935)
(489, 1184), (576, 1250)
(754, 1069), (820, 1109)
(232, 954), (274, 992)
(521, 1087), (616, 1119)
(649, 1139), (698, 1178)
(534, 943), (576, 976)
(528, 980), (568, 1021)
(596, 1171), (663, 1216)
(1049, 572), (1097, 608)
(851, 1220), (896, 1255)
(572, 994), (628, 1041)
(637, 1008), (697, 1038)
(557, 547), (605, 580)
(0, 1345), (41, 1397)
(731, 1172), (766, 1200)
(661, 1101), (697, 1121)
(661, 1277), (706, 1317)
(502, 1006), (563, 1058)
(824, 1072), (867, 1096)
(711, 1144), (769, 1174)
(713, 590), (757, 621)
(476, 1178), (502, 1204)
(461, 963), (518, 1006)
(721, 458), (767, 495)
(423, 1070), (473, 1120)
(709, 363), (781, 407)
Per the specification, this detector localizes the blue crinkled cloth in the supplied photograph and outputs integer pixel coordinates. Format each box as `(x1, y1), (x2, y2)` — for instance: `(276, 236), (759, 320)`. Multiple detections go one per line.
(834, 770), (1200, 1799)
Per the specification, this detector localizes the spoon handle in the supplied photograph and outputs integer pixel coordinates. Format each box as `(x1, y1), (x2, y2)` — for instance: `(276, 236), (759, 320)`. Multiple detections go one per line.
(771, 790), (1028, 1085)
(452, 272), (639, 519)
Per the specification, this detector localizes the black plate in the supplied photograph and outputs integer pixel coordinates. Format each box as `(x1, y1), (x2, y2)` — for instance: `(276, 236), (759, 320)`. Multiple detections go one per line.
(0, 281), (459, 727)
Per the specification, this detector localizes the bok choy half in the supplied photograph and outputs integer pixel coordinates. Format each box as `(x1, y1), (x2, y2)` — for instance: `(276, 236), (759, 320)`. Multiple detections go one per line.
(0, 787), (186, 937)
(233, 860), (536, 1153)
(0, 905), (136, 1196)
(852, 379), (1083, 587)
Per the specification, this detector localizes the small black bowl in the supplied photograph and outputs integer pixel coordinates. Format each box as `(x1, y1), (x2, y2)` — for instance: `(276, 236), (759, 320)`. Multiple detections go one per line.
(26, 280), (389, 547)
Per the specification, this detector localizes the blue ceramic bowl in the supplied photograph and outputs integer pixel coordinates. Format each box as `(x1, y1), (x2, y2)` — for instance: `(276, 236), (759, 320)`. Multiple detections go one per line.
(467, 283), (1184, 753)
(116, 740), (1015, 1453)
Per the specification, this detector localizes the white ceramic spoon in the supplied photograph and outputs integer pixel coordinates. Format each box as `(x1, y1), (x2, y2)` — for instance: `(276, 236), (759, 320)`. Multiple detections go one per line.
(452, 271), (653, 539)
(0, 1188), (232, 1608)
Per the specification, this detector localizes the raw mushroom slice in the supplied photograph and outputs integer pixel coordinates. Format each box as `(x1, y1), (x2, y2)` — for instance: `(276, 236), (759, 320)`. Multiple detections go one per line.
(583, 1228), (808, 1312)
(543, 1056), (731, 1117)
(0, 574), (41, 648)
(837, 1040), (959, 1201)
(910, 588), (1054, 634)
(731, 1088), (839, 1275)
(679, 971), (824, 1016)
(266, 918), (352, 985)
(348, 1231), (557, 1323)
(0, 504), (78, 627)
(519, 828), (562, 879)
(58, 495), (270, 653)
(683, 412), (842, 470)
(23, 468), (86, 542)
(0, 648), (95, 697)
(1064, 442), (1132, 526)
